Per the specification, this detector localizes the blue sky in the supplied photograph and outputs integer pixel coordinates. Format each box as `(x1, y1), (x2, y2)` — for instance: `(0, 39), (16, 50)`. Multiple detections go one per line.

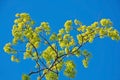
(0, 0), (120, 80)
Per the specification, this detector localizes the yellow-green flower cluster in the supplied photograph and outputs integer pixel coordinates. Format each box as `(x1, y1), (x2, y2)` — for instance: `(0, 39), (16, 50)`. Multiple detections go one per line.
(3, 43), (16, 54)
(44, 69), (58, 80)
(56, 28), (65, 41)
(72, 47), (81, 57)
(3, 12), (120, 80)
(49, 33), (57, 41)
(65, 60), (75, 68)
(24, 28), (40, 48)
(12, 13), (33, 44)
(41, 22), (50, 31)
(74, 19), (82, 26)
(91, 22), (99, 27)
(59, 34), (75, 48)
(107, 29), (120, 40)
(23, 31), (40, 59)
(76, 19), (120, 44)
(42, 44), (56, 62)
(77, 25), (87, 32)
(24, 50), (32, 59)
(65, 47), (69, 54)
(11, 55), (19, 62)
(64, 60), (76, 78)
(22, 74), (30, 80)
(32, 52), (38, 60)
(76, 23), (98, 44)
(24, 42), (39, 60)
(64, 20), (72, 33)
(13, 13), (37, 42)
(59, 28), (65, 34)
(82, 50), (92, 68)
(100, 18), (112, 26)
(4, 13), (41, 62)
(35, 22), (51, 34)
(52, 61), (63, 71)
(3, 43), (12, 53)
(82, 59), (88, 68)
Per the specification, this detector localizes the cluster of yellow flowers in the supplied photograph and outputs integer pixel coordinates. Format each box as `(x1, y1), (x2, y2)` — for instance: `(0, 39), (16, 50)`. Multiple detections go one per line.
(64, 60), (76, 78)
(56, 22), (75, 49)
(12, 13), (41, 49)
(35, 22), (50, 34)
(52, 61), (63, 71)
(42, 44), (56, 62)
(74, 19), (82, 26)
(100, 18), (112, 26)
(82, 50), (91, 68)
(49, 33), (57, 41)
(12, 13), (33, 44)
(3, 43), (16, 54)
(51, 25), (76, 56)
(76, 22), (98, 44)
(59, 34), (75, 48)
(24, 43), (39, 60)
(23, 50), (32, 59)
(11, 55), (20, 62)
(72, 47), (81, 57)
(44, 69), (58, 80)
(3, 13), (120, 80)
(3, 43), (19, 62)
(4, 13), (42, 62)
(24, 28), (40, 48)
(82, 59), (88, 68)
(65, 60), (75, 69)
(57, 34), (75, 57)
(64, 20), (72, 33)
(75, 19), (120, 44)
(3, 43), (12, 53)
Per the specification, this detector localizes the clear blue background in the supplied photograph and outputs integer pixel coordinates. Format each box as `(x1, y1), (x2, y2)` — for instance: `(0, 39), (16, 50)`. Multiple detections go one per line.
(0, 0), (120, 80)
